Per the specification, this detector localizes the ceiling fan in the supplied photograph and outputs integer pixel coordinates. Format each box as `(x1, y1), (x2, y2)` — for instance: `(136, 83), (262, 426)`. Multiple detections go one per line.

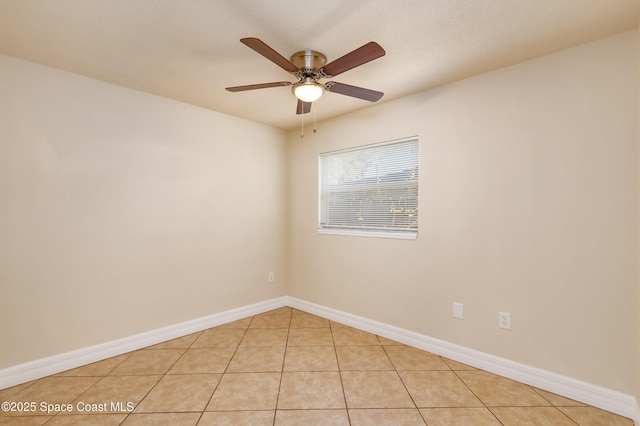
(225, 37), (386, 115)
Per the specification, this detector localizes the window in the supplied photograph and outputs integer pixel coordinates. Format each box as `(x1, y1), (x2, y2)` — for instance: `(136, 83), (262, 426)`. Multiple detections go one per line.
(318, 137), (419, 239)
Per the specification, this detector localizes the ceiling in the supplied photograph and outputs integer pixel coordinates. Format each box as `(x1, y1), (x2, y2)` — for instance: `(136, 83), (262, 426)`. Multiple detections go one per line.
(0, 0), (638, 130)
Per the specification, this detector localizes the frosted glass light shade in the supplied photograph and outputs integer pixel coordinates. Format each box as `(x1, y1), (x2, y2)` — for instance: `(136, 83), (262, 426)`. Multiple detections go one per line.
(293, 82), (323, 102)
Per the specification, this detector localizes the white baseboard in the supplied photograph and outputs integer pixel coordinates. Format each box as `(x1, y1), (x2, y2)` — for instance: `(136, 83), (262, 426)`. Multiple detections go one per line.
(1, 295), (637, 424)
(286, 296), (639, 423)
(0, 296), (288, 390)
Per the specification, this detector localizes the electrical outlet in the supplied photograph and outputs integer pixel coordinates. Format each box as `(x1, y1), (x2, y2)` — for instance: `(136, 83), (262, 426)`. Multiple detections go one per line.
(499, 312), (511, 330)
(268, 272), (275, 283)
(453, 303), (464, 319)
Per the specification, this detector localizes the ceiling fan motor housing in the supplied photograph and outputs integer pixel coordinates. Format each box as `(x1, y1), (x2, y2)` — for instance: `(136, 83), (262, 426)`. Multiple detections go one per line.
(290, 50), (327, 73)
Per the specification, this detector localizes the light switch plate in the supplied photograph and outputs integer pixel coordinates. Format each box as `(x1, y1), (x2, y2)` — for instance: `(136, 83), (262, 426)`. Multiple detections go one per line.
(453, 303), (464, 319)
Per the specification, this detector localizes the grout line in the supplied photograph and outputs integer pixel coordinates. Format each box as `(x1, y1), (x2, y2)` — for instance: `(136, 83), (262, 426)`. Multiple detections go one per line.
(119, 345), (190, 421)
(330, 318), (352, 425)
(272, 308), (293, 425)
(448, 368), (505, 425)
(384, 344), (426, 425)
(198, 316), (253, 421)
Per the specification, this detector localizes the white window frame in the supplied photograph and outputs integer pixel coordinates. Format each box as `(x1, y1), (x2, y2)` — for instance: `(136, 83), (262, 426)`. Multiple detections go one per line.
(318, 136), (419, 240)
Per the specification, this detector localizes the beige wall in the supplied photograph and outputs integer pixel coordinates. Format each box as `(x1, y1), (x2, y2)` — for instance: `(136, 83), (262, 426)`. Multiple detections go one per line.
(288, 30), (638, 394)
(0, 54), (288, 369)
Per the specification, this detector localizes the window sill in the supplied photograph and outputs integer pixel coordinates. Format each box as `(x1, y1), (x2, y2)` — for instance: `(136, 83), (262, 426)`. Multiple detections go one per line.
(317, 228), (417, 240)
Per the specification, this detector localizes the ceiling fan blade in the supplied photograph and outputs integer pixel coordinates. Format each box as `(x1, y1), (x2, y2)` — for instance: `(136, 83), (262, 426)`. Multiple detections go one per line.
(240, 37), (299, 73)
(296, 99), (312, 114)
(322, 42), (385, 77)
(226, 81), (292, 92)
(325, 82), (384, 102)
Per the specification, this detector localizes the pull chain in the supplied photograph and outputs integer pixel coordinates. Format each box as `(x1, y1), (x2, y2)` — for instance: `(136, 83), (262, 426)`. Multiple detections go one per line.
(300, 102), (318, 138)
(313, 103), (317, 133)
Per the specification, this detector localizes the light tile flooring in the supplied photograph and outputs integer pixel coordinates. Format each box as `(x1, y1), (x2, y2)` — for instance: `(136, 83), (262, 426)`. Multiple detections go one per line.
(0, 307), (633, 425)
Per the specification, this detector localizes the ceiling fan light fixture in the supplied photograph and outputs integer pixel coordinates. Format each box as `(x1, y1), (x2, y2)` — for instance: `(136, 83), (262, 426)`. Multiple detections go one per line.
(227, 38), (386, 116)
(293, 79), (324, 103)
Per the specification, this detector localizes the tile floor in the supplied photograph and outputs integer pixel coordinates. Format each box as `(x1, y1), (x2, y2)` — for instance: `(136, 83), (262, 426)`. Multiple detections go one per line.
(0, 307), (633, 425)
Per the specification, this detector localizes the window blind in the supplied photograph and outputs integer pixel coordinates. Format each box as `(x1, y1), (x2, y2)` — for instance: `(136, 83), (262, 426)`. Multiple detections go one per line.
(319, 138), (419, 236)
